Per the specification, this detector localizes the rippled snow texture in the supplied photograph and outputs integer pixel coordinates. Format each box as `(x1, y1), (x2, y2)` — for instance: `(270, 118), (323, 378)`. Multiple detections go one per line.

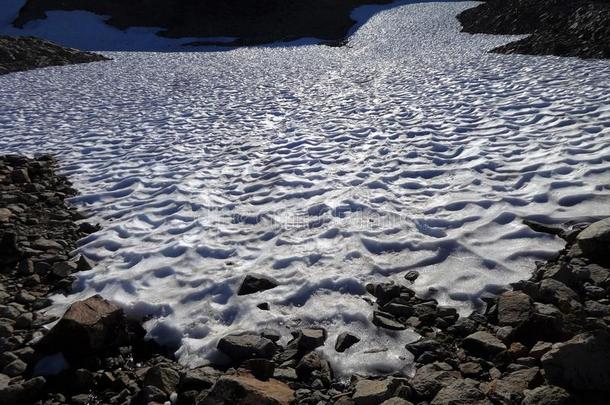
(1, 2), (610, 375)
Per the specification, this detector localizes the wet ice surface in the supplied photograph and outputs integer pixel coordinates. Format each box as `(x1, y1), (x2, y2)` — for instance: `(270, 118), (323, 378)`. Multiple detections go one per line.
(1, 1), (610, 375)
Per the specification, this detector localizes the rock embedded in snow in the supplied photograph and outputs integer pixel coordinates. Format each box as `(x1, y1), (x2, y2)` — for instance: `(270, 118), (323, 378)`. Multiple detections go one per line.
(577, 218), (610, 259)
(200, 371), (294, 405)
(237, 274), (279, 295)
(335, 332), (361, 352)
(541, 331), (610, 391)
(372, 311), (406, 330)
(291, 328), (327, 351)
(462, 331), (506, 356)
(217, 333), (277, 363)
(36, 294), (127, 359)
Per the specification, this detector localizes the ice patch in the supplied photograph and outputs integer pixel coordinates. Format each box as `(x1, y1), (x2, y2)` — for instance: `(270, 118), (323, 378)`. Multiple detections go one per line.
(0, 1), (610, 375)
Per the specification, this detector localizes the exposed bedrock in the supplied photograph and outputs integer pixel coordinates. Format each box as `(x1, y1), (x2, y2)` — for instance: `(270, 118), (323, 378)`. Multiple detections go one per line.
(13, 0), (394, 46)
(457, 0), (610, 58)
(0, 36), (108, 75)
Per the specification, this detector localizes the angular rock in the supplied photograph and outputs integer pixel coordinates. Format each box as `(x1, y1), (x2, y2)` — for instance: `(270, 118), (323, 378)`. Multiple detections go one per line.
(373, 311), (406, 331)
(483, 367), (541, 403)
(409, 363), (461, 400)
(577, 218), (610, 259)
(179, 366), (221, 391)
(2, 359), (27, 377)
(463, 331), (506, 356)
(529, 341), (553, 359)
(497, 291), (532, 326)
(241, 358), (276, 381)
(522, 385), (572, 405)
(541, 331), (610, 391)
(291, 328), (327, 351)
(380, 399), (414, 405)
(295, 351), (332, 384)
(538, 279), (580, 312)
(431, 379), (490, 405)
(335, 332), (360, 352)
(200, 372), (294, 405)
(237, 275), (278, 295)
(217, 333), (276, 363)
(144, 365), (180, 395)
(351, 378), (400, 405)
(36, 295), (127, 359)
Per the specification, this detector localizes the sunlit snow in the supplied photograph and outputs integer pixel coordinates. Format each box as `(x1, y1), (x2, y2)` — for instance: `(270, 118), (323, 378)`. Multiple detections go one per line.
(1, 1), (610, 375)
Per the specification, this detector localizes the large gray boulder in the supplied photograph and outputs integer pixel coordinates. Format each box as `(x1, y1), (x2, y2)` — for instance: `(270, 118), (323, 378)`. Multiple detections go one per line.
(541, 331), (610, 391)
(577, 218), (610, 259)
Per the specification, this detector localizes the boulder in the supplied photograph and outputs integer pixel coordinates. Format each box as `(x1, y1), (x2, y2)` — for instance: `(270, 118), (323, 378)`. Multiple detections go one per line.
(409, 363), (461, 400)
(497, 291), (532, 326)
(351, 378), (400, 405)
(431, 379), (491, 405)
(538, 279), (580, 312)
(462, 331), (506, 356)
(217, 333), (277, 363)
(373, 311), (406, 330)
(241, 358), (276, 381)
(291, 328), (327, 351)
(482, 368), (541, 403)
(380, 399), (414, 405)
(143, 365), (180, 395)
(577, 218), (610, 259)
(522, 385), (573, 405)
(541, 331), (610, 391)
(179, 366), (221, 391)
(295, 351), (332, 384)
(36, 295), (127, 359)
(335, 332), (360, 352)
(200, 372), (294, 405)
(0, 376), (45, 405)
(237, 275), (278, 295)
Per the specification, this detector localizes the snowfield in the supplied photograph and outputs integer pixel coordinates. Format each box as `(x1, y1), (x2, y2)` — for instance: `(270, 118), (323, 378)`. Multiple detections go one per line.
(1, 1), (610, 375)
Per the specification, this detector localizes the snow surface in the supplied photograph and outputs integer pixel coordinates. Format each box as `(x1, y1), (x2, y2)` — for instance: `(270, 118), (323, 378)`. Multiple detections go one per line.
(1, 1), (610, 375)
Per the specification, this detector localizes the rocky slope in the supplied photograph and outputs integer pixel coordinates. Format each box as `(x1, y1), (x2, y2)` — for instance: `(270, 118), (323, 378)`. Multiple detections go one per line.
(0, 36), (108, 75)
(13, 0), (393, 46)
(458, 0), (610, 58)
(2, 154), (610, 404)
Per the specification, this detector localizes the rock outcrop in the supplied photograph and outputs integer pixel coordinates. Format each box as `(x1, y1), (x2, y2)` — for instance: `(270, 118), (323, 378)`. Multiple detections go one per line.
(0, 36), (108, 75)
(457, 0), (610, 58)
(13, 0), (394, 47)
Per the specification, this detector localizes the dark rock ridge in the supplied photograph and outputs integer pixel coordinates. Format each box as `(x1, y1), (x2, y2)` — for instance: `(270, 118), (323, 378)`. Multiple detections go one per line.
(457, 0), (610, 59)
(3, 153), (610, 405)
(13, 0), (393, 47)
(0, 36), (108, 75)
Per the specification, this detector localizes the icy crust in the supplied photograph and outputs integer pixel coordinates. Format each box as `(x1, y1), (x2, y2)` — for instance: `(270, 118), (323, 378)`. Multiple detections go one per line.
(1, 2), (610, 375)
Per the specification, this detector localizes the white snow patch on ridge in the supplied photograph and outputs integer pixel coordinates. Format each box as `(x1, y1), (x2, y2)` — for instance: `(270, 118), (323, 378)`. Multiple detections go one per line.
(1, 2), (610, 375)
